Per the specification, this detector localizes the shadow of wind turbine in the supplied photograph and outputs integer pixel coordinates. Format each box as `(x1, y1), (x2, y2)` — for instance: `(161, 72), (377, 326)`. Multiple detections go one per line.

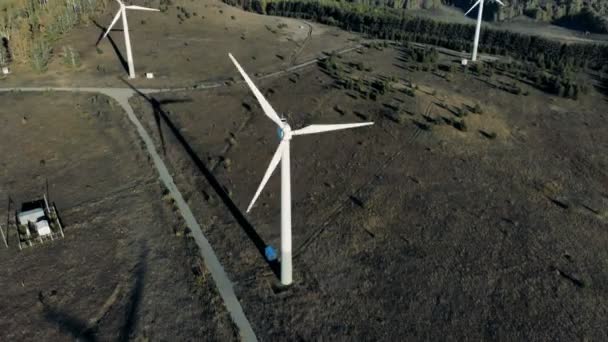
(122, 79), (281, 279)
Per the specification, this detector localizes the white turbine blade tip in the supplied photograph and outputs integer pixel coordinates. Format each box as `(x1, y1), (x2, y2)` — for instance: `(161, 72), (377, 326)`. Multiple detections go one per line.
(228, 53), (283, 127)
(246, 141), (286, 213)
(494, 0), (505, 6)
(102, 10), (122, 40)
(293, 122), (374, 136)
(464, 0), (481, 16)
(125, 5), (160, 11)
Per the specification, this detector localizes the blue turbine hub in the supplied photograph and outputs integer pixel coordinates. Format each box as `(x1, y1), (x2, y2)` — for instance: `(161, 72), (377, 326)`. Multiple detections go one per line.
(277, 127), (284, 140)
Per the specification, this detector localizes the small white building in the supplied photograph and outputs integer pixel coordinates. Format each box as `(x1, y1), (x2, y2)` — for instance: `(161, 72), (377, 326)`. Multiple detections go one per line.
(18, 208), (52, 237)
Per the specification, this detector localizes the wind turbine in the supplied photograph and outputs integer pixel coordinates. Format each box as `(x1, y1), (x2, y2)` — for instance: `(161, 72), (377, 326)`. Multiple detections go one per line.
(229, 53), (374, 286)
(101, 0), (159, 79)
(464, 0), (505, 62)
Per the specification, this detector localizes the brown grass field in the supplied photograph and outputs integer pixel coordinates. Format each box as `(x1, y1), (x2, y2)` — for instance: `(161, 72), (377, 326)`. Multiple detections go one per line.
(1, 0), (608, 340)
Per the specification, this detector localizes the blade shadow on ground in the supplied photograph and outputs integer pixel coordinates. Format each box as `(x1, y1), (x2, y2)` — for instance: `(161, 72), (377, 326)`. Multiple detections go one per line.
(41, 244), (148, 342)
(6, 194), (12, 246)
(119, 244), (148, 342)
(123, 79), (281, 278)
(42, 303), (97, 342)
(92, 20), (129, 76)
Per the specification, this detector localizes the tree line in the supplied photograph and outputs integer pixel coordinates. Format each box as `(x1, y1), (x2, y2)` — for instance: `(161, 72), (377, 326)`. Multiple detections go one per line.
(224, 0), (608, 72)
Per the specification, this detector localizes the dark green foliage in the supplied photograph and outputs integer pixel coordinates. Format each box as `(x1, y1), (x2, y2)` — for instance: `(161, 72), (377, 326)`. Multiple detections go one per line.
(403, 87), (415, 97)
(413, 120), (432, 131)
(473, 103), (483, 114)
(62, 45), (80, 68)
(452, 120), (467, 131)
(225, 0), (608, 71)
(438, 63), (453, 73)
(160, 0), (174, 12)
(454, 106), (468, 118)
(0, 40), (9, 67)
(415, 47), (438, 64)
(371, 79), (389, 95)
(553, 7), (608, 34)
(479, 130), (497, 139)
(512, 61), (586, 99)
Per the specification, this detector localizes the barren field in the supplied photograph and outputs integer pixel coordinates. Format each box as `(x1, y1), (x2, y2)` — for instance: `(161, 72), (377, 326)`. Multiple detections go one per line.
(0, 92), (237, 341)
(131, 43), (608, 340)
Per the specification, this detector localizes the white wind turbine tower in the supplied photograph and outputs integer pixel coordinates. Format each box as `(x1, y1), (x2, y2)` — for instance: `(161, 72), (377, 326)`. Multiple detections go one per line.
(465, 0), (505, 62)
(101, 0), (159, 79)
(229, 53), (374, 286)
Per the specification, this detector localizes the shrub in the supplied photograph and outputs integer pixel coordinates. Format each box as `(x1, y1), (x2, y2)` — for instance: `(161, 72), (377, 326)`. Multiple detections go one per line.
(473, 103), (483, 114)
(452, 120), (467, 131)
(371, 79), (389, 95)
(0, 42), (9, 67)
(479, 130), (497, 139)
(47, 6), (78, 40)
(62, 45), (80, 68)
(30, 38), (52, 73)
(454, 106), (468, 118)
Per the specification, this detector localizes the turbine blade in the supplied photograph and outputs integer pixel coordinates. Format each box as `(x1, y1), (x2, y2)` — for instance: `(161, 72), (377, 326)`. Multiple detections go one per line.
(125, 5), (160, 11)
(246, 141), (286, 213)
(292, 122), (374, 136)
(102, 10), (122, 41)
(228, 53), (283, 127)
(464, 0), (481, 16)
(494, 0), (505, 6)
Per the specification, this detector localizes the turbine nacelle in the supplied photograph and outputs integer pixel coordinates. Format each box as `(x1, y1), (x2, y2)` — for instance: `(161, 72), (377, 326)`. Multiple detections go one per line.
(228, 52), (374, 214)
(277, 122), (291, 140)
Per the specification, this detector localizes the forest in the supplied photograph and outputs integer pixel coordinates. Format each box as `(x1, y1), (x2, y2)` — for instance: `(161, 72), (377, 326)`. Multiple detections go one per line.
(0, 0), (112, 72)
(225, 0), (608, 73)
(250, 0), (608, 33)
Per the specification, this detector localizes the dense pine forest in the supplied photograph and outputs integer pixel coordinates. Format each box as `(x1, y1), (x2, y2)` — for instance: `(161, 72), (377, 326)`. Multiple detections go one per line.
(232, 0), (608, 32)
